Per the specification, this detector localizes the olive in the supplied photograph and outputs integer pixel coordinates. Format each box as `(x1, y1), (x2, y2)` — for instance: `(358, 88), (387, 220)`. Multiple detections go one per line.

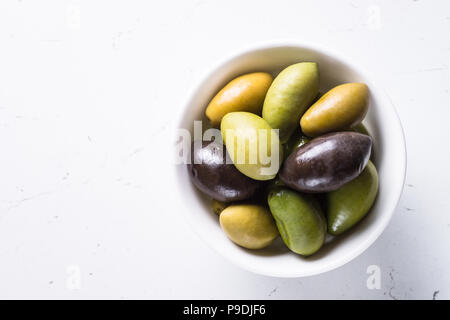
(262, 178), (285, 200)
(300, 83), (369, 137)
(220, 204), (279, 249)
(326, 161), (379, 235)
(346, 123), (377, 161)
(352, 122), (370, 136)
(221, 112), (281, 181)
(279, 132), (372, 193)
(262, 62), (319, 143)
(205, 72), (273, 127)
(283, 129), (310, 160)
(212, 199), (228, 215)
(268, 187), (326, 256)
(187, 140), (261, 202)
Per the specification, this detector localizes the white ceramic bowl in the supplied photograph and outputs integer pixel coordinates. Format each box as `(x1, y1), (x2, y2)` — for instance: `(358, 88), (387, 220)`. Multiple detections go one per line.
(175, 42), (406, 278)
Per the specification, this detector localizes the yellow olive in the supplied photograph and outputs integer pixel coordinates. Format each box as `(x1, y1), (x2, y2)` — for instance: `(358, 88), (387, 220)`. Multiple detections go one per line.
(300, 83), (369, 137)
(205, 72), (273, 127)
(221, 112), (282, 181)
(212, 199), (228, 215)
(219, 204), (278, 249)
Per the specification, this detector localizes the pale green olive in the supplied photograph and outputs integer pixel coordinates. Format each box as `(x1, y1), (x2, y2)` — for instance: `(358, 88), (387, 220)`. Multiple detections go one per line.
(219, 204), (279, 249)
(221, 112), (281, 181)
(262, 62), (319, 143)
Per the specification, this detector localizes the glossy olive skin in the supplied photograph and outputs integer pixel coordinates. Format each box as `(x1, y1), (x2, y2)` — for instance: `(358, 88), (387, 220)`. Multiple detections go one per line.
(187, 141), (261, 202)
(220, 204), (279, 249)
(212, 199), (228, 215)
(221, 112), (281, 181)
(262, 62), (319, 143)
(300, 83), (369, 137)
(279, 132), (372, 193)
(268, 187), (326, 256)
(348, 123), (377, 161)
(205, 72), (273, 127)
(326, 161), (379, 235)
(283, 130), (310, 160)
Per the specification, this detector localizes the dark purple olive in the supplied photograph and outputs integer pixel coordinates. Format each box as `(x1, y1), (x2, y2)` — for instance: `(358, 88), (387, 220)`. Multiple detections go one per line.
(279, 132), (372, 193)
(187, 140), (262, 202)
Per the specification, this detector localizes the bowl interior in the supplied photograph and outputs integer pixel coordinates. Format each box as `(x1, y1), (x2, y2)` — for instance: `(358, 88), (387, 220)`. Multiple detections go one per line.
(176, 45), (406, 277)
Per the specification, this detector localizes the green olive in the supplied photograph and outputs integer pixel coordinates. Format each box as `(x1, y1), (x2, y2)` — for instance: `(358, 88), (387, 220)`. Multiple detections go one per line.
(326, 160), (379, 235)
(205, 72), (273, 127)
(268, 187), (326, 256)
(263, 178), (285, 200)
(212, 199), (228, 215)
(300, 83), (369, 137)
(219, 204), (279, 249)
(352, 122), (370, 136)
(262, 62), (319, 143)
(283, 130), (310, 160)
(221, 112), (281, 181)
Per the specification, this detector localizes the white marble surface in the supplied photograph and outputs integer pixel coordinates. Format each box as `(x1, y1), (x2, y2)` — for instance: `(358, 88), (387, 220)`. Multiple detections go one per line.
(0, 0), (449, 299)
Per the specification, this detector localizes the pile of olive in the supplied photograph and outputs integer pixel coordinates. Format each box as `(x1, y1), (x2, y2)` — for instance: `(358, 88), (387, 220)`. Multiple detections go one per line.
(187, 62), (378, 256)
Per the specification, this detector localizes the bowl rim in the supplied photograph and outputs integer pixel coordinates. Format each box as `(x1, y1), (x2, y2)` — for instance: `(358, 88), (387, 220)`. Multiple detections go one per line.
(175, 40), (407, 278)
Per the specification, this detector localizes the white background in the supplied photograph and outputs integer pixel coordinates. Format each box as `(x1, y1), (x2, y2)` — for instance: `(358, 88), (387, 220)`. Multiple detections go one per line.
(0, 0), (449, 299)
